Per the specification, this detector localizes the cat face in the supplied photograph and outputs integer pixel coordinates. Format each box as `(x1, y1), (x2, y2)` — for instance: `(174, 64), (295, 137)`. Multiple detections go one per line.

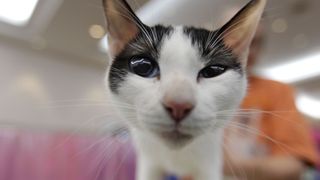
(103, 0), (266, 147)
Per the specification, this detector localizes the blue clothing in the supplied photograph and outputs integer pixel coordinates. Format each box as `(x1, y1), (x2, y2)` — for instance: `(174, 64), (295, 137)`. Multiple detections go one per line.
(165, 175), (179, 180)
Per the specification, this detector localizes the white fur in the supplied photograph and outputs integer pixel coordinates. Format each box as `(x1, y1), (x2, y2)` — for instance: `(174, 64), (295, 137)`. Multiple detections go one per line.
(106, 27), (247, 180)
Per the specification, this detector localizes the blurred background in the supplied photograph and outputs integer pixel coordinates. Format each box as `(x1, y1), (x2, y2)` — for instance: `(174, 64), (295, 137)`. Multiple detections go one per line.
(0, 0), (319, 179)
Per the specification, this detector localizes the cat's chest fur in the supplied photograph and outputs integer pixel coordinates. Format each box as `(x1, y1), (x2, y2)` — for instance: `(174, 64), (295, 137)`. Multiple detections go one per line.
(132, 129), (224, 179)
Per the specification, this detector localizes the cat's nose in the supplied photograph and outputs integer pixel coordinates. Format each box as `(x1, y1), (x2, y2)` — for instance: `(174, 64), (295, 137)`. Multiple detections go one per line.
(163, 100), (194, 124)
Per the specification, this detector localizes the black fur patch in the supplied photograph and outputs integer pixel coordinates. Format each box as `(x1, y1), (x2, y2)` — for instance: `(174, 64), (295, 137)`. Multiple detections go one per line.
(109, 25), (173, 93)
(183, 27), (242, 73)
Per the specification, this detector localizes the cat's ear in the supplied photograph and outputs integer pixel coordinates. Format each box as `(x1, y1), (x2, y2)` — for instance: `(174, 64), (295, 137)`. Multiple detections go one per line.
(221, 0), (266, 64)
(102, 0), (142, 56)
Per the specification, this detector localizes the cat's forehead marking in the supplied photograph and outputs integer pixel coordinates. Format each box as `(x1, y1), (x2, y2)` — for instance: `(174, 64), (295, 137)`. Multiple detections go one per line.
(159, 26), (202, 70)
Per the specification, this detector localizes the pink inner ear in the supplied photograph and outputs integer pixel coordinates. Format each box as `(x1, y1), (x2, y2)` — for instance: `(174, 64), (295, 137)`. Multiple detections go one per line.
(108, 24), (139, 56)
(104, 0), (140, 56)
(224, 26), (253, 57)
(221, 0), (266, 58)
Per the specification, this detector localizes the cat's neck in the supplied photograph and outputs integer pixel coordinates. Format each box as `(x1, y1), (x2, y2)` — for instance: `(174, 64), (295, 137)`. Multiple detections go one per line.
(132, 128), (224, 180)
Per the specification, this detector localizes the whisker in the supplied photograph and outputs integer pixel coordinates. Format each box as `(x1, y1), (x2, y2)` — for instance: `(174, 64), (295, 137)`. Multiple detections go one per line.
(111, 144), (132, 180)
(93, 139), (121, 180)
(222, 138), (246, 180)
(226, 122), (293, 157)
(53, 113), (120, 151)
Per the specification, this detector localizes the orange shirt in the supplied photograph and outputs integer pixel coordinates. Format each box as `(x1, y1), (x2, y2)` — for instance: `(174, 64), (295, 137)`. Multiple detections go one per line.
(241, 76), (319, 166)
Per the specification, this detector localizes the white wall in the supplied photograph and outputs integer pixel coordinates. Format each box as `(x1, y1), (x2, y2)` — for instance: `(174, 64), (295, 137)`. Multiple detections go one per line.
(0, 41), (117, 133)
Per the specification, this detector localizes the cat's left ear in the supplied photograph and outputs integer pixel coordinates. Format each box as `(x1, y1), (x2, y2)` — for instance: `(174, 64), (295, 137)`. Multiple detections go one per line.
(102, 0), (143, 57)
(221, 0), (266, 64)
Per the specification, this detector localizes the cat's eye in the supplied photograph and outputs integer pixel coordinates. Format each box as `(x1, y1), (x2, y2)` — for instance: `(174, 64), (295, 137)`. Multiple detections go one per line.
(199, 65), (227, 79)
(129, 57), (160, 78)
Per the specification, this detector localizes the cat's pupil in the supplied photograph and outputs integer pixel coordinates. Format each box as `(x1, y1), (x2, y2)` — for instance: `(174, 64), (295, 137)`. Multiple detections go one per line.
(199, 65), (226, 78)
(129, 57), (159, 78)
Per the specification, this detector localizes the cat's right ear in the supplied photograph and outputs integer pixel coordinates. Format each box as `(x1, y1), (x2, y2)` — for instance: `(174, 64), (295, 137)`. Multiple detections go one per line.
(102, 0), (142, 56)
(220, 0), (266, 65)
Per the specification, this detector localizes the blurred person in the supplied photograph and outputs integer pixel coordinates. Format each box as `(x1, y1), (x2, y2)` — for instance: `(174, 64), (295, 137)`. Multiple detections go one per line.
(223, 25), (319, 180)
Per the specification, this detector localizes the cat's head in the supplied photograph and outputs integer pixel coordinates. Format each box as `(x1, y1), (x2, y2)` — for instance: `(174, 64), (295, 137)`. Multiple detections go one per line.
(103, 0), (266, 147)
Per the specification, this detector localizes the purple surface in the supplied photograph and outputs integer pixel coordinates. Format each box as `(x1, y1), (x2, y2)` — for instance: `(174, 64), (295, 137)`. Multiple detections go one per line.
(0, 130), (136, 180)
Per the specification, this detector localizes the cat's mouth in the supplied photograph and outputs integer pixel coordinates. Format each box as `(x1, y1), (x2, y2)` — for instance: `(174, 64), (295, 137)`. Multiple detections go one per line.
(159, 130), (194, 148)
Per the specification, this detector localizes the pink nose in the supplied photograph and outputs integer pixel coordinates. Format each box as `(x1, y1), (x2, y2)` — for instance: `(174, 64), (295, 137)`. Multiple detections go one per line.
(163, 101), (194, 124)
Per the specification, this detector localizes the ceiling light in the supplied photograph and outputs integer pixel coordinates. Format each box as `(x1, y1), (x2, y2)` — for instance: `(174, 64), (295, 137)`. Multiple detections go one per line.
(272, 18), (288, 33)
(89, 24), (105, 39)
(259, 53), (320, 83)
(0, 0), (39, 26)
(296, 94), (320, 119)
(15, 74), (46, 100)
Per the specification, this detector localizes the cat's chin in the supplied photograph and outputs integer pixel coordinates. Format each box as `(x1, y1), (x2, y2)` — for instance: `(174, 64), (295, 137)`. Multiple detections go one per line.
(158, 130), (195, 149)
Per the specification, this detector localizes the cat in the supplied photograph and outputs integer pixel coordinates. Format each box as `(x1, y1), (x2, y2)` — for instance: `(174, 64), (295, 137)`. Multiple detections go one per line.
(102, 0), (266, 179)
